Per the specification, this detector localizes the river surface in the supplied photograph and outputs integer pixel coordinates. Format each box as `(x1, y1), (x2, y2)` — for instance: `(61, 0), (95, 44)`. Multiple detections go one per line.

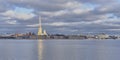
(0, 39), (120, 60)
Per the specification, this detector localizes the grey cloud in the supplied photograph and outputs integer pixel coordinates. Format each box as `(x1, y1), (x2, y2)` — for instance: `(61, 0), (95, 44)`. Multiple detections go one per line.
(77, 0), (117, 4)
(5, 0), (68, 11)
(0, 0), (120, 34)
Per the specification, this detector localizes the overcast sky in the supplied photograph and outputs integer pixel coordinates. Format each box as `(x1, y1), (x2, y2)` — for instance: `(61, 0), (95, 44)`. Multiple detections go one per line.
(0, 0), (120, 34)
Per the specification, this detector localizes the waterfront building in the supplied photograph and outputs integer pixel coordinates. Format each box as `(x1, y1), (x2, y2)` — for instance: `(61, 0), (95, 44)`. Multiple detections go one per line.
(86, 35), (95, 39)
(38, 16), (48, 36)
(68, 35), (86, 39)
(96, 34), (109, 39)
(37, 16), (48, 39)
(43, 30), (47, 36)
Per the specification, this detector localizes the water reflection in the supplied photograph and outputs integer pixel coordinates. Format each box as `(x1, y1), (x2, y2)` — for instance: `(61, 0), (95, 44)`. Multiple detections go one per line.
(38, 39), (43, 60)
(0, 40), (120, 60)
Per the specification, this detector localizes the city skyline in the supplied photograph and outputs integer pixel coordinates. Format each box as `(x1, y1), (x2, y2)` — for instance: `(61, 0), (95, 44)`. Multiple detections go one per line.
(0, 0), (120, 34)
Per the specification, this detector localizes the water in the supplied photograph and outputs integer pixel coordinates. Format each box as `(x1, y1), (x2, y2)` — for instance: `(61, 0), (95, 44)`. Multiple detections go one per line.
(0, 39), (120, 60)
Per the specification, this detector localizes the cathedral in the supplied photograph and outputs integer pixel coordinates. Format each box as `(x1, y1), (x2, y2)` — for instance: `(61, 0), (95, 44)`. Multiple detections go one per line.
(38, 17), (47, 36)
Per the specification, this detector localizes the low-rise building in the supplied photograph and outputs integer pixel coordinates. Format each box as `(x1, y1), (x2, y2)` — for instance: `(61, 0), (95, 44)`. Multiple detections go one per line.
(96, 34), (109, 39)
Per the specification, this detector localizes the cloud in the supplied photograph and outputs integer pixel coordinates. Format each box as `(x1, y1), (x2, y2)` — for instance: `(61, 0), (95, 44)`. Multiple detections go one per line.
(49, 22), (70, 26)
(26, 24), (39, 27)
(63, 1), (82, 8)
(1, 10), (35, 20)
(0, 0), (120, 34)
(5, 20), (18, 25)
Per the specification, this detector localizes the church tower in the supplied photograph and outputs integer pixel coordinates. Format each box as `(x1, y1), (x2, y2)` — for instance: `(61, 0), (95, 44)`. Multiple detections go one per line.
(38, 16), (47, 36)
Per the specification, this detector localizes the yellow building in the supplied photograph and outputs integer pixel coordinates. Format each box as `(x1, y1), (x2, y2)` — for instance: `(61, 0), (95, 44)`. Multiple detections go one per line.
(38, 16), (47, 36)
(97, 34), (109, 39)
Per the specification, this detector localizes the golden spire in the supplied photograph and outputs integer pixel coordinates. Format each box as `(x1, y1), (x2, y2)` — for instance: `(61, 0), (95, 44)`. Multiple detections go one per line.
(38, 16), (43, 35)
(38, 16), (48, 36)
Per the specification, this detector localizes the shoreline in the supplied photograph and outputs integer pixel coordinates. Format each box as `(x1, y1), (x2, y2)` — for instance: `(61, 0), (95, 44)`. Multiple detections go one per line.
(0, 38), (118, 40)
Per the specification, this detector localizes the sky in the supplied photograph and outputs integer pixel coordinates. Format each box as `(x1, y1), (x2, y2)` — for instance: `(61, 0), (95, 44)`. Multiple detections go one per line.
(0, 0), (120, 34)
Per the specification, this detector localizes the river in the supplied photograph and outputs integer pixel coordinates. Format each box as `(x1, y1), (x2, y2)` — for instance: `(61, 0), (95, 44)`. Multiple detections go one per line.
(0, 39), (120, 60)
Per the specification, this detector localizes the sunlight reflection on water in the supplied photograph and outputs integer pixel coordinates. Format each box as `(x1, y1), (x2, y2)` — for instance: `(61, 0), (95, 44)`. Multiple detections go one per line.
(0, 39), (120, 60)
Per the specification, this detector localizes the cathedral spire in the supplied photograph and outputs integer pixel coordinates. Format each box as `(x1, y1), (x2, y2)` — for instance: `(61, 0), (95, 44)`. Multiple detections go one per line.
(38, 16), (43, 35)
(39, 16), (42, 28)
(38, 16), (47, 36)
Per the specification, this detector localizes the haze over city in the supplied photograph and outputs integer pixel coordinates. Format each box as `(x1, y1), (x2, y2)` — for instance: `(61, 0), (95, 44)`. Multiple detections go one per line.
(0, 0), (120, 34)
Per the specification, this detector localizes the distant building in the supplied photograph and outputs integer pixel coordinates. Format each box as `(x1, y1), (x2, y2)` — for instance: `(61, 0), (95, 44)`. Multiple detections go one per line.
(86, 35), (95, 39)
(37, 16), (48, 39)
(38, 16), (48, 36)
(68, 35), (86, 39)
(96, 34), (109, 39)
